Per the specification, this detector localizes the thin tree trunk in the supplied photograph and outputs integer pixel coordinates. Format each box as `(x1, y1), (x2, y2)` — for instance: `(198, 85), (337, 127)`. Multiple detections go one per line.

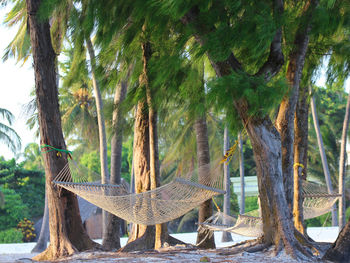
(338, 93), (350, 230)
(323, 217), (350, 262)
(86, 38), (110, 241)
(195, 117), (215, 249)
(238, 132), (245, 215)
(26, 1), (96, 259)
(293, 85), (309, 235)
(222, 127), (232, 242)
(310, 95), (338, 226)
(31, 189), (49, 252)
(102, 76), (129, 250)
(145, 73), (168, 250)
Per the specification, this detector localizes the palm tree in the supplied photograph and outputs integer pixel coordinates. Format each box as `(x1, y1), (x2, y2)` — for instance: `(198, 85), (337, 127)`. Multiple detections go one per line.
(221, 126), (233, 242)
(85, 37), (110, 243)
(0, 108), (21, 153)
(26, 0), (96, 259)
(22, 143), (44, 170)
(339, 92), (350, 229)
(310, 93), (338, 226)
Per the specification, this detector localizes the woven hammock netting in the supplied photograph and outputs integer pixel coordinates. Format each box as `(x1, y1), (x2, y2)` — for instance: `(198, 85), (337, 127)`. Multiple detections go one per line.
(53, 160), (225, 225)
(199, 180), (340, 237)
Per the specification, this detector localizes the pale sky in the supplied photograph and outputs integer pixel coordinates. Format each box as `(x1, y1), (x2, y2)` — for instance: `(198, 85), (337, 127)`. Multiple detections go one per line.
(0, 6), (37, 160)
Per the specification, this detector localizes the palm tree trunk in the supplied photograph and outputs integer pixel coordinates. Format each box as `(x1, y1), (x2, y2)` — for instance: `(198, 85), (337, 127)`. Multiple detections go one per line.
(121, 99), (155, 252)
(86, 38), (110, 241)
(27, 1), (97, 259)
(339, 92), (350, 229)
(31, 189), (49, 252)
(222, 127), (232, 242)
(310, 95), (338, 226)
(238, 132), (245, 215)
(195, 117), (215, 249)
(293, 85), (309, 235)
(102, 75), (129, 250)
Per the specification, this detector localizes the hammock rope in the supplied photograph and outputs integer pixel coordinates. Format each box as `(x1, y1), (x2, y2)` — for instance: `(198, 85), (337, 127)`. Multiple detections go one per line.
(199, 180), (340, 237)
(53, 159), (225, 225)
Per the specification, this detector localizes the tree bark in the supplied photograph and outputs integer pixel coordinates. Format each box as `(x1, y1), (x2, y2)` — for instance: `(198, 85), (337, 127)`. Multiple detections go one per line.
(121, 38), (182, 251)
(238, 132), (245, 215)
(121, 100), (155, 251)
(324, 217), (350, 262)
(222, 126), (233, 242)
(26, 0), (96, 259)
(86, 37), (110, 241)
(275, 9), (312, 213)
(310, 95), (338, 226)
(293, 85), (309, 235)
(102, 76), (129, 250)
(245, 116), (307, 256)
(182, 4), (314, 258)
(338, 93), (350, 230)
(195, 117), (215, 249)
(31, 189), (49, 252)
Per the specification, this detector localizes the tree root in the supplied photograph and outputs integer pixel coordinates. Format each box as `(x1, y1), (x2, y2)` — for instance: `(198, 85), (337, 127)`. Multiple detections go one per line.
(166, 234), (186, 247)
(218, 233), (324, 262)
(32, 242), (76, 261)
(119, 232), (186, 253)
(217, 237), (265, 255)
(226, 236), (264, 249)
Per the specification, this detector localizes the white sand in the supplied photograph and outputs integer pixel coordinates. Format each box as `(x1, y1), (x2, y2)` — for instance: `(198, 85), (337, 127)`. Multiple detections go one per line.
(0, 227), (339, 263)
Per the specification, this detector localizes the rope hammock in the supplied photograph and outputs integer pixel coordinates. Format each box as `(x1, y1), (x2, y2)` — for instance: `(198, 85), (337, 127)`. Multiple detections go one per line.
(199, 180), (340, 237)
(53, 160), (225, 225)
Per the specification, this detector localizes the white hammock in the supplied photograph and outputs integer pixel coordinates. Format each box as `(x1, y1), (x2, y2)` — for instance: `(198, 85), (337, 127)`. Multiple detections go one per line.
(199, 180), (340, 237)
(53, 160), (225, 225)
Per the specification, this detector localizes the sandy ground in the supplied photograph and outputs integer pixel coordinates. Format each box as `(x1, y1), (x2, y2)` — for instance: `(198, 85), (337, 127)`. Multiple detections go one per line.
(0, 227), (338, 263)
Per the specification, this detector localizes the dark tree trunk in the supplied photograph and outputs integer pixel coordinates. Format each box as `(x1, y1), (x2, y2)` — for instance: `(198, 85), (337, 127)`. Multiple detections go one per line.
(222, 127), (233, 242)
(103, 77), (128, 250)
(324, 217), (350, 262)
(293, 85), (309, 235)
(338, 93), (350, 229)
(195, 117), (215, 249)
(31, 190), (49, 252)
(245, 116), (302, 255)
(26, 0), (97, 259)
(182, 3), (317, 258)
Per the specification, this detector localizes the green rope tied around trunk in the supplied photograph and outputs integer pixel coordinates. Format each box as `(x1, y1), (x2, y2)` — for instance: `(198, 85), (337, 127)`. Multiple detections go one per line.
(40, 144), (72, 158)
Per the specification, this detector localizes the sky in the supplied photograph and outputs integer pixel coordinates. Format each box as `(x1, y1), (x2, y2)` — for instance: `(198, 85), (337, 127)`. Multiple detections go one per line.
(0, 6), (37, 160)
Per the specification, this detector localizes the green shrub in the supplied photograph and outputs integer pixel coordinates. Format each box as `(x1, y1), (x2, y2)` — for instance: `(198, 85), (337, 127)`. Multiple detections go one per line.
(245, 196), (259, 212)
(17, 218), (36, 242)
(0, 228), (23, 244)
(305, 212), (332, 227)
(0, 187), (29, 231)
(346, 206), (350, 221)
